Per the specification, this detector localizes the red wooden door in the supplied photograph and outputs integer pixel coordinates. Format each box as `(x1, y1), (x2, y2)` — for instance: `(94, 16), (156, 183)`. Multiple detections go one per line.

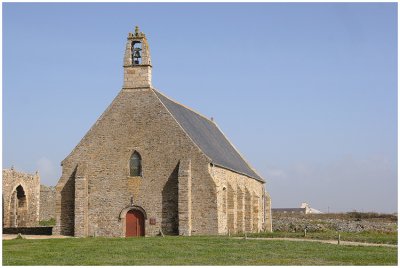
(126, 210), (145, 237)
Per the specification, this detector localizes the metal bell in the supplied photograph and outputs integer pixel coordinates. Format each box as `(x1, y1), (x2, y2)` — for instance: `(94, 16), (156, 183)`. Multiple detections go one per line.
(133, 48), (142, 58)
(133, 47), (142, 64)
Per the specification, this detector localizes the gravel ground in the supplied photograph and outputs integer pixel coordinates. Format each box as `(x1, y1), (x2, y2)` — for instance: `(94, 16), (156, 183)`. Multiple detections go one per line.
(2, 234), (70, 240)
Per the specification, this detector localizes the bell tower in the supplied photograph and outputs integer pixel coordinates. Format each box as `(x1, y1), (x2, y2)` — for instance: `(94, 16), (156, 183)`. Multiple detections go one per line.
(123, 26), (152, 89)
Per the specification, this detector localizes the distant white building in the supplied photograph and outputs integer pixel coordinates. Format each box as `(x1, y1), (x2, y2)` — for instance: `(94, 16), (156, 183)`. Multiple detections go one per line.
(300, 202), (322, 214)
(272, 202), (322, 214)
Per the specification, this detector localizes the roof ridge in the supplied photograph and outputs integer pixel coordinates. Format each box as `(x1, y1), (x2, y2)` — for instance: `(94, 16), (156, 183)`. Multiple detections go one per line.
(151, 88), (216, 124)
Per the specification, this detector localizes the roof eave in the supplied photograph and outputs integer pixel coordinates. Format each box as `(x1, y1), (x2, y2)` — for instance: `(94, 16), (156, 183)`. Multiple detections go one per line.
(211, 162), (265, 183)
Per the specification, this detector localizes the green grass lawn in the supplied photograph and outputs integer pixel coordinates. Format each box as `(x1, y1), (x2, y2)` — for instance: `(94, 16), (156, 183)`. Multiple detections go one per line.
(245, 230), (398, 245)
(2, 236), (397, 265)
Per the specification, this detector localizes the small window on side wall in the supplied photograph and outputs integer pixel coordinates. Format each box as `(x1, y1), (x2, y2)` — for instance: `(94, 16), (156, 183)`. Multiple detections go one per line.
(130, 151), (142, 177)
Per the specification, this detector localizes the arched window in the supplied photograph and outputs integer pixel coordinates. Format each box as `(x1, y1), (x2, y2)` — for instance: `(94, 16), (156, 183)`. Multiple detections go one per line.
(130, 151), (142, 176)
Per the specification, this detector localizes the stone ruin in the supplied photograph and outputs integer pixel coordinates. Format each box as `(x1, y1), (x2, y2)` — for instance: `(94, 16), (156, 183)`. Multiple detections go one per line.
(2, 168), (55, 228)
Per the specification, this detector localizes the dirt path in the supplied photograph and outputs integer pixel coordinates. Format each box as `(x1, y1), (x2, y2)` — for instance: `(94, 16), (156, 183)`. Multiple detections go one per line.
(234, 237), (397, 248)
(2, 234), (397, 248)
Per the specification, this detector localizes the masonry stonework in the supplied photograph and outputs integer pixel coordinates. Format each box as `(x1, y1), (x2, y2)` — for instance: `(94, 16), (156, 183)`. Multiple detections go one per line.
(2, 169), (40, 227)
(54, 87), (218, 237)
(212, 166), (269, 234)
(54, 27), (272, 237)
(39, 185), (56, 221)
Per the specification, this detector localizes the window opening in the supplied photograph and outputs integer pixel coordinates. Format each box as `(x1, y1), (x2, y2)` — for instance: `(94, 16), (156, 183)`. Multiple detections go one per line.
(130, 151), (142, 176)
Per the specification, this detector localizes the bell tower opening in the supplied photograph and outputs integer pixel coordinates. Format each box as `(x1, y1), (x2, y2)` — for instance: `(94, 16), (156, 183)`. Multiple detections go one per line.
(123, 26), (152, 89)
(132, 41), (142, 65)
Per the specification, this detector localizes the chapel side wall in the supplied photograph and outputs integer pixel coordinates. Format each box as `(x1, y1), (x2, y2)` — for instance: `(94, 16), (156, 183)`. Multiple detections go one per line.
(212, 166), (267, 234)
(55, 88), (219, 237)
(2, 169), (40, 227)
(54, 164), (76, 236)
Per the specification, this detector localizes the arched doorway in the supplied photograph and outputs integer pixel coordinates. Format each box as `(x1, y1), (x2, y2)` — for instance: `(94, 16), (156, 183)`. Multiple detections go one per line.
(9, 185), (28, 227)
(126, 209), (145, 237)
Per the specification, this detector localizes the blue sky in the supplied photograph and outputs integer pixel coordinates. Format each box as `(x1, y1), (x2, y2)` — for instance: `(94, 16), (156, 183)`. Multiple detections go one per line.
(3, 3), (397, 213)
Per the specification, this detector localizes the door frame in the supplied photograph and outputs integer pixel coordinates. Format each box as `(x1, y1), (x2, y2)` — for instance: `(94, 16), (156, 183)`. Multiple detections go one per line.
(119, 205), (147, 237)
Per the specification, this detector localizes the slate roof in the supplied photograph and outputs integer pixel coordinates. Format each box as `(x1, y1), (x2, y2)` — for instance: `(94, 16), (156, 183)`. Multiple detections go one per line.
(154, 89), (264, 182)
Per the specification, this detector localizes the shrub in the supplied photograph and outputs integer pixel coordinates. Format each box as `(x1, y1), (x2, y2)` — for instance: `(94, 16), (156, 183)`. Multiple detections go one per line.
(39, 218), (56, 226)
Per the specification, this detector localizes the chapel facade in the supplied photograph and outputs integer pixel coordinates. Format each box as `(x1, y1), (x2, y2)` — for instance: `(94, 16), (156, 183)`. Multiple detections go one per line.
(54, 27), (272, 237)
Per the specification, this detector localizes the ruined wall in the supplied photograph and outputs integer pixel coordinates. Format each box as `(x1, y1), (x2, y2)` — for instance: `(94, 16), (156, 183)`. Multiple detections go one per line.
(212, 166), (271, 234)
(39, 185), (56, 221)
(2, 168), (40, 227)
(55, 88), (218, 237)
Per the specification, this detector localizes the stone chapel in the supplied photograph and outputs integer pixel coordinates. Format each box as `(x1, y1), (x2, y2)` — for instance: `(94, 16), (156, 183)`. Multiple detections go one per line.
(54, 26), (272, 237)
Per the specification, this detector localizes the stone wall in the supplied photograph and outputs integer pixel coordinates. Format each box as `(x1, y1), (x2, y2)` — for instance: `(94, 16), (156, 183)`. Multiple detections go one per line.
(212, 166), (272, 234)
(123, 67), (152, 89)
(39, 185), (56, 221)
(2, 169), (40, 227)
(272, 213), (397, 233)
